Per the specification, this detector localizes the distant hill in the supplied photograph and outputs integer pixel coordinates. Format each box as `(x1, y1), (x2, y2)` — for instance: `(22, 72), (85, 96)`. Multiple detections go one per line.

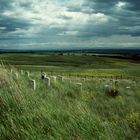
(0, 48), (140, 55)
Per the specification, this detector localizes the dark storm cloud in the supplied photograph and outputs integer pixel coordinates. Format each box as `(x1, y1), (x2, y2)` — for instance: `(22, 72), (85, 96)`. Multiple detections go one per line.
(0, 0), (140, 38)
(85, 0), (140, 11)
(0, 0), (13, 12)
(73, 0), (140, 37)
(0, 0), (33, 39)
(124, 0), (140, 11)
(0, 0), (140, 50)
(19, 2), (33, 9)
(83, 0), (140, 17)
(0, 16), (31, 33)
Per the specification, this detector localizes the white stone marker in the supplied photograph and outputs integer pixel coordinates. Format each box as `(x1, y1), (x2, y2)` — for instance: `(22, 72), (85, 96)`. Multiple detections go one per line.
(50, 76), (56, 83)
(104, 84), (112, 94)
(20, 70), (24, 75)
(14, 73), (18, 78)
(10, 69), (13, 73)
(75, 83), (82, 90)
(57, 76), (64, 82)
(29, 79), (36, 90)
(126, 86), (131, 89)
(41, 73), (46, 79)
(44, 77), (51, 87)
(25, 71), (30, 77)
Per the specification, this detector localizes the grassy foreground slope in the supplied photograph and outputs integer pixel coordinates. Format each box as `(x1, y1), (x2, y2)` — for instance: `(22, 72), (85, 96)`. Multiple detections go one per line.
(0, 64), (140, 140)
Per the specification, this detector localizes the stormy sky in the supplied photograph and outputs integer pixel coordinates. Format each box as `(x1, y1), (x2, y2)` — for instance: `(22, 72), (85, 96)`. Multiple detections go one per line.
(0, 0), (140, 50)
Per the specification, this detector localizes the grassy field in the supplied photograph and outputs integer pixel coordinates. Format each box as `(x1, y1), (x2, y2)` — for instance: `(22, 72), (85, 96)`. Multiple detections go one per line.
(0, 53), (140, 77)
(0, 53), (140, 139)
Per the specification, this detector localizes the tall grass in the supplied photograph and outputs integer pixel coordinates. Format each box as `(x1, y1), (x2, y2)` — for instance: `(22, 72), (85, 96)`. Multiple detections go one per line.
(0, 66), (140, 140)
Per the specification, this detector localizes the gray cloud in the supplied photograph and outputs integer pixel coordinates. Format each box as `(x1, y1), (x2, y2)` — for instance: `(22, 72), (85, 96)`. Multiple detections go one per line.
(0, 0), (140, 50)
(0, 0), (12, 12)
(0, 16), (31, 33)
(63, 0), (140, 38)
